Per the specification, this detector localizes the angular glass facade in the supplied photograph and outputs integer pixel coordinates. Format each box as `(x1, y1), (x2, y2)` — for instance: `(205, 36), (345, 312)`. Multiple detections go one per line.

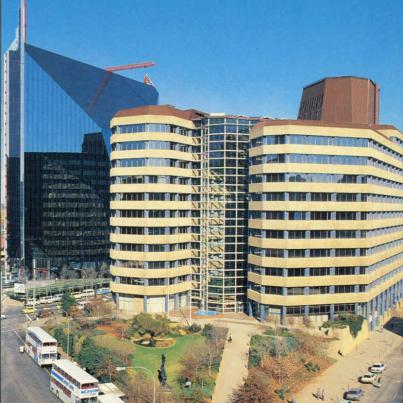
(3, 15), (158, 274)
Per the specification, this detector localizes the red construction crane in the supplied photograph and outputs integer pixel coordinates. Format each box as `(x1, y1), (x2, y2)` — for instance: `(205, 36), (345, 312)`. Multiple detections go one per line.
(105, 61), (155, 72)
(87, 61), (156, 112)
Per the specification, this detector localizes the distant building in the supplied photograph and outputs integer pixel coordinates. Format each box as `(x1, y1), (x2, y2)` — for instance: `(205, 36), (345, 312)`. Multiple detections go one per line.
(298, 76), (379, 124)
(2, 6), (158, 275)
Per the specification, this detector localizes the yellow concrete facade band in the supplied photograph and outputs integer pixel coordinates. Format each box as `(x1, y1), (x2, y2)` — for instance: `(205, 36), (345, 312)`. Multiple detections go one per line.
(109, 107), (402, 325)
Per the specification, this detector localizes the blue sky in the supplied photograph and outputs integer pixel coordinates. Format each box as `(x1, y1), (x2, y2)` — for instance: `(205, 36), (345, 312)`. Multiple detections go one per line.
(3, 0), (403, 128)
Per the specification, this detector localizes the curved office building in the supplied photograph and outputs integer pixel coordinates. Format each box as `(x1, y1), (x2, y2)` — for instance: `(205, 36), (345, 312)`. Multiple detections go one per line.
(109, 106), (202, 313)
(248, 120), (403, 328)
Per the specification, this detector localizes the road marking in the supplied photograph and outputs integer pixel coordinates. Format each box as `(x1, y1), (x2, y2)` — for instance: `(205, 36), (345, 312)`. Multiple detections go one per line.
(13, 330), (24, 343)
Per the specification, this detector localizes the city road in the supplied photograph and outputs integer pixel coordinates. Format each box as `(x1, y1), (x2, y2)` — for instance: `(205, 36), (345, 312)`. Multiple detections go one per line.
(1, 305), (59, 403)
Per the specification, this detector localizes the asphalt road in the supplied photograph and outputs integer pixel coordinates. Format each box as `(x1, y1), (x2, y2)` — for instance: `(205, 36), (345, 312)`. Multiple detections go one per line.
(360, 344), (403, 403)
(1, 305), (59, 403)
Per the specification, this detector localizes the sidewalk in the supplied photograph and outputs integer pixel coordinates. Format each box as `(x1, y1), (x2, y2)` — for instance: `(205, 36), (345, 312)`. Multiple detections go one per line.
(212, 323), (252, 403)
(296, 327), (402, 402)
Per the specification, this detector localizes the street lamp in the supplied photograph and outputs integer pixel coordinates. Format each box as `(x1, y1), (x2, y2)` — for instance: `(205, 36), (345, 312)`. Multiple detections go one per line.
(55, 308), (71, 359)
(116, 366), (156, 403)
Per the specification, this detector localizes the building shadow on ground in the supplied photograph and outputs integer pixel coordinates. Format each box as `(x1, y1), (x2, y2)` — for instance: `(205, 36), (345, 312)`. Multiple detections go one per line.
(383, 316), (403, 337)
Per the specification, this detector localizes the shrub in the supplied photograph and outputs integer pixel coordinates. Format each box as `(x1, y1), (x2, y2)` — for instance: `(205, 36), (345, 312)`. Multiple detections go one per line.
(232, 368), (275, 403)
(339, 314), (364, 338)
(187, 323), (202, 333)
(128, 313), (170, 340)
(304, 361), (320, 372)
(321, 314), (364, 338)
(202, 323), (214, 337)
(275, 387), (287, 400)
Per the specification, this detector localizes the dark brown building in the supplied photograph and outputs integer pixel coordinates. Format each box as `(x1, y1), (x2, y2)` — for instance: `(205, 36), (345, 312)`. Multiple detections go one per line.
(298, 76), (380, 124)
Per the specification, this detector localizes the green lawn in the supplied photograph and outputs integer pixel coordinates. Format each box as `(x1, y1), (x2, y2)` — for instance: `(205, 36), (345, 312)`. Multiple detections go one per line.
(131, 334), (205, 389)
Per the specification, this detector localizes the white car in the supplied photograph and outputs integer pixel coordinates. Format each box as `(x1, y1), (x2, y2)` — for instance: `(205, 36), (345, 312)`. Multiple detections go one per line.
(1, 314), (6, 320)
(370, 363), (386, 373)
(360, 372), (377, 383)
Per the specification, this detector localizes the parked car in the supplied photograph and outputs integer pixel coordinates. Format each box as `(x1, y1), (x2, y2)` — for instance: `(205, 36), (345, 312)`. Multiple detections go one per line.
(344, 388), (364, 401)
(359, 372), (377, 384)
(19, 345), (25, 353)
(370, 363), (386, 373)
(1, 314), (6, 320)
(25, 298), (38, 307)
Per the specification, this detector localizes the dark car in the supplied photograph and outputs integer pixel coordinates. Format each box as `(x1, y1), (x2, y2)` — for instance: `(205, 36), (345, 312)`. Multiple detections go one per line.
(344, 388), (364, 401)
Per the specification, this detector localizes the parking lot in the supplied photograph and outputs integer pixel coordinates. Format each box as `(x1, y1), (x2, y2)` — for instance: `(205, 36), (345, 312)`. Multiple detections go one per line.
(296, 318), (403, 402)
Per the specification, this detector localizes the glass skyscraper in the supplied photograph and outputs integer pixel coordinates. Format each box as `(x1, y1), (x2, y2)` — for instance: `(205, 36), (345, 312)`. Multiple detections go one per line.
(2, 9), (158, 275)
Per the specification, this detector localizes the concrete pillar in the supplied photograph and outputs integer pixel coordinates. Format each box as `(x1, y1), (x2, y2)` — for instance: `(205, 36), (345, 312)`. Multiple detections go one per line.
(371, 298), (376, 330)
(165, 295), (169, 313)
(380, 292), (385, 316)
(247, 300), (253, 317)
(304, 305), (309, 317)
(143, 296), (148, 313)
(387, 287), (391, 308)
(330, 304), (335, 320)
(115, 293), (120, 310)
(365, 302), (370, 321)
(280, 306), (286, 325)
(354, 303), (359, 316)
(259, 304), (265, 321)
(174, 293), (179, 310)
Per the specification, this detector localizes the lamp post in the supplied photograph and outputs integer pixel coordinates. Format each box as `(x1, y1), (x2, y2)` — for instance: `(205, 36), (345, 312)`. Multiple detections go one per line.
(56, 308), (71, 359)
(116, 366), (156, 403)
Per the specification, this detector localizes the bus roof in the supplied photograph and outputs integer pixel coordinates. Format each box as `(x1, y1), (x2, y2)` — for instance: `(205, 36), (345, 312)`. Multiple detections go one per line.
(53, 359), (99, 384)
(98, 395), (125, 402)
(27, 327), (57, 343)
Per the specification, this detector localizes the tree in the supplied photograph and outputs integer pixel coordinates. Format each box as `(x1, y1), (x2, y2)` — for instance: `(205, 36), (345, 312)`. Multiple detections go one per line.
(76, 337), (108, 375)
(76, 337), (124, 381)
(178, 345), (208, 384)
(84, 296), (112, 317)
(95, 352), (119, 382)
(53, 326), (75, 356)
(129, 313), (170, 343)
(121, 372), (176, 403)
(61, 290), (76, 314)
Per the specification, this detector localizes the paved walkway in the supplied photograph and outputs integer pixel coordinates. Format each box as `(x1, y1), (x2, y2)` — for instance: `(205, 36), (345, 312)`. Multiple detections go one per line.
(212, 322), (254, 403)
(296, 326), (402, 402)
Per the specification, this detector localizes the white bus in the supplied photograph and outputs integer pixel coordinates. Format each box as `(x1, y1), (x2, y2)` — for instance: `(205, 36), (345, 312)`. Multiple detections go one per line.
(50, 359), (99, 403)
(25, 326), (58, 366)
(82, 289), (95, 298)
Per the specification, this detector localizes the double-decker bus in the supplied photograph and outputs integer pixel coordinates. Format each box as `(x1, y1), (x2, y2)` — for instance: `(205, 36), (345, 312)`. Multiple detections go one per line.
(25, 326), (58, 366)
(50, 359), (99, 403)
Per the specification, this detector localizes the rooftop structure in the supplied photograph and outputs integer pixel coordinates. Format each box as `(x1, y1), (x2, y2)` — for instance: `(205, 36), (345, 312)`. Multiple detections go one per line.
(298, 76), (379, 125)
